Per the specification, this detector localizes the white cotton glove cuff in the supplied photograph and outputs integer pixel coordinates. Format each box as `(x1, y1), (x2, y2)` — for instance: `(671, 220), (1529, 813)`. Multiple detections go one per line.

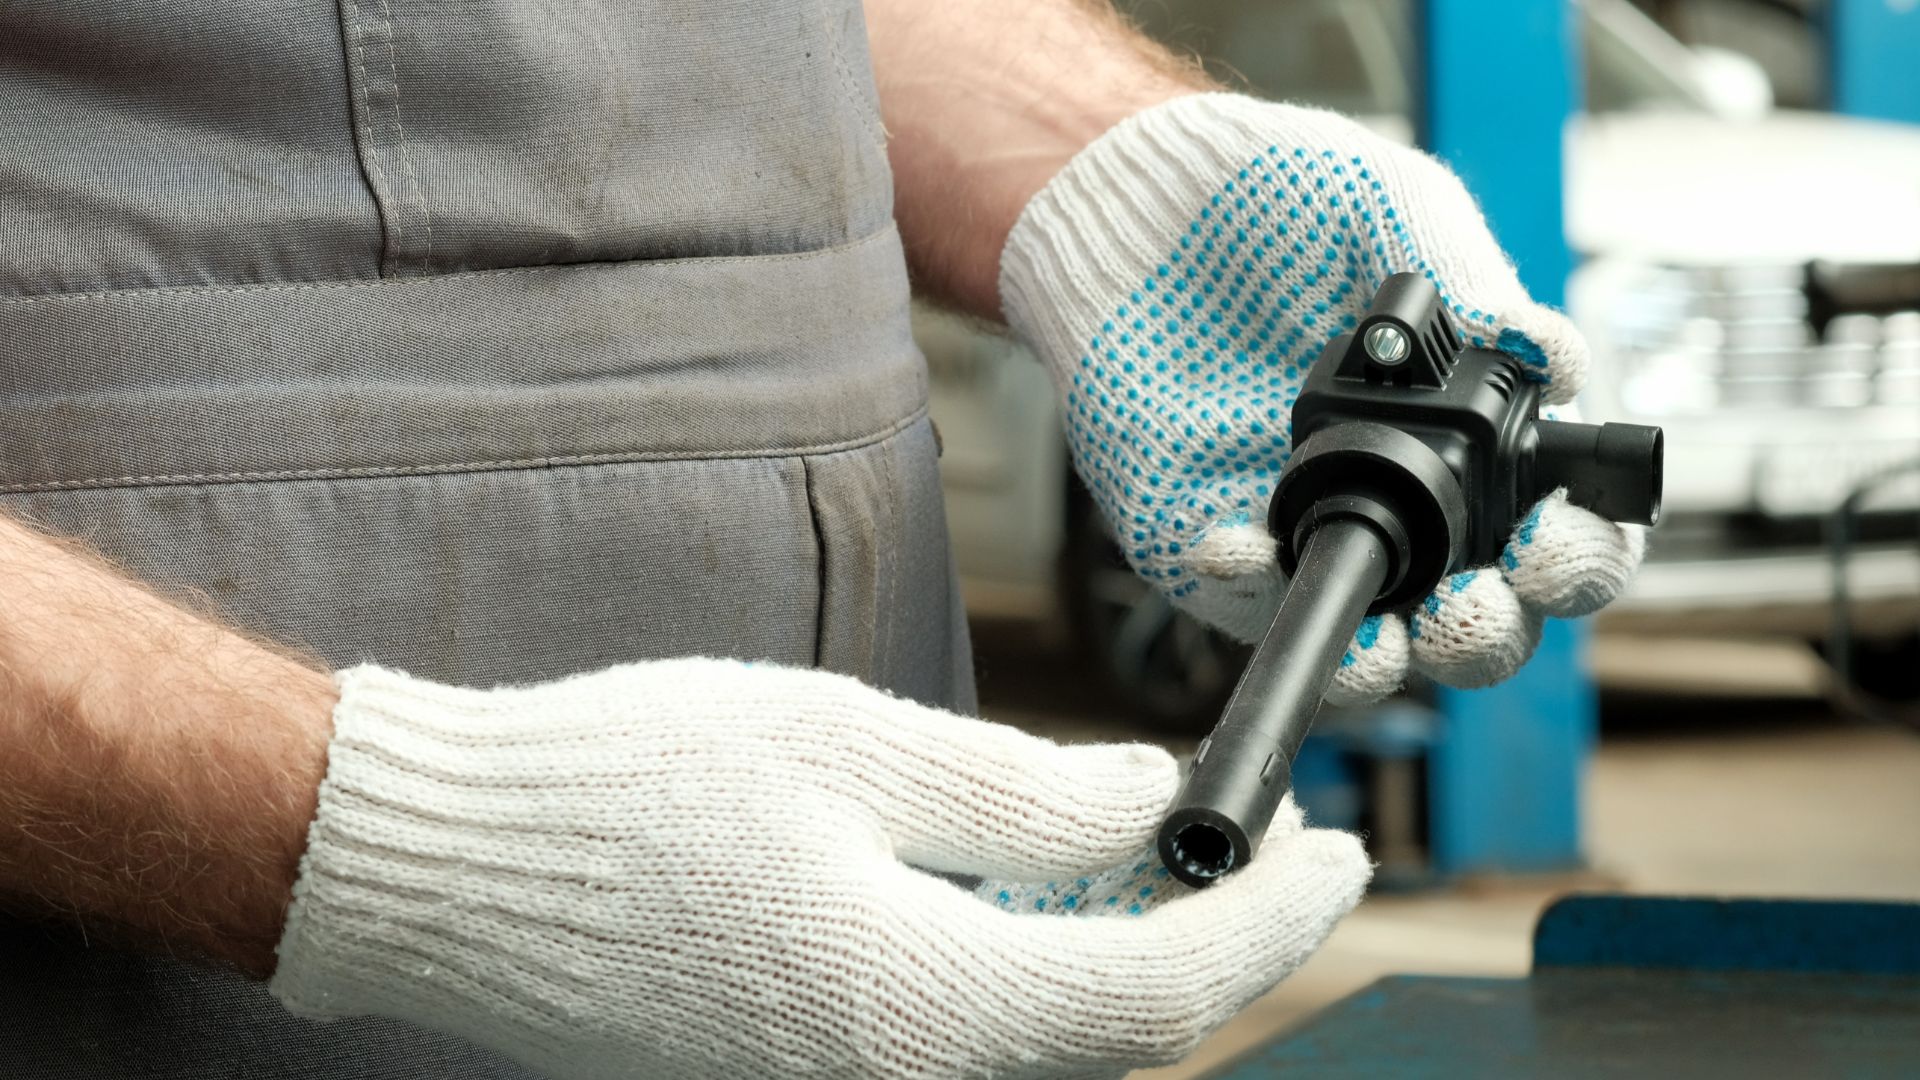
(269, 665), (588, 1051)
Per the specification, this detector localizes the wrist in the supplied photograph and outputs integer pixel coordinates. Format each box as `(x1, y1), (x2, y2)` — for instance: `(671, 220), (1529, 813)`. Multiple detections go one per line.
(0, 516), (336, 976)
(891, 83), (1202, 318)
(273, 666), (551, 1023)
(865, 0), (1211, 317)
(208, 663), (338, 976)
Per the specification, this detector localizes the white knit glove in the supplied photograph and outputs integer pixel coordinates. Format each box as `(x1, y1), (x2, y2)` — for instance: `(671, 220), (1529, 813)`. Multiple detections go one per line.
(1002, 93), (1645, 701)
(271, 659), (1370, 1079)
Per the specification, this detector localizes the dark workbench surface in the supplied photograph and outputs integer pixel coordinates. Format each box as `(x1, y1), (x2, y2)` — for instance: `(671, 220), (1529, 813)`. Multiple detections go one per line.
(1209, 896), (1920, 1078)
(1210, 970), (1920, 1078)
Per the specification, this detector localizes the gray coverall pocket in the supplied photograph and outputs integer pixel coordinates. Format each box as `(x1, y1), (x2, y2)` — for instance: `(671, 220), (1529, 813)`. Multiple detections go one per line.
(0, 414), (969, 710)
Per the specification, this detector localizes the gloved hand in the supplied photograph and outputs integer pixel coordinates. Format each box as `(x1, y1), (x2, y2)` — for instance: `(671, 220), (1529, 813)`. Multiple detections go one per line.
(1002, 93), (1645, 703)
(272, 658), (1370, 1079)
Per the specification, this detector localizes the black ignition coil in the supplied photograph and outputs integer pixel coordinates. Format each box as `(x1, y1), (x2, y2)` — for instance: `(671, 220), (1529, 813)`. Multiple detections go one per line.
(1157, 272), (1663, 888)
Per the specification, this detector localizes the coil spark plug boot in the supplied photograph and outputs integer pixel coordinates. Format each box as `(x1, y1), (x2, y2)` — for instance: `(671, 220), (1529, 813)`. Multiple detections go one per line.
(1158, 273), (1662, 888)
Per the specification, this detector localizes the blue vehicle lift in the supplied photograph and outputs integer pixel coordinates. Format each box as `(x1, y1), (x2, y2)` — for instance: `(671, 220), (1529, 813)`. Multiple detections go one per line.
(1292, 0), (1591, 878)
(1226, 8), (1920, 1074)
(1417, 0), (1592, 874)
(1398, 0), (1920, 872)
(1831, 0), (1920, 124)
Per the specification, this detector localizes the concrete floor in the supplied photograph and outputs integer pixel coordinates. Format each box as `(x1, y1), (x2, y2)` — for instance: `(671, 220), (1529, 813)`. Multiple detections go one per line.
(968, 626), (1920, 1079)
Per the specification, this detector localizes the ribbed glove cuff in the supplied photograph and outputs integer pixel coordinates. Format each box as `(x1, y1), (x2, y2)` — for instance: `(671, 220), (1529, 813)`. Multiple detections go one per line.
(1006, 92), (1244, 376)
(271, 666), (562, 1050)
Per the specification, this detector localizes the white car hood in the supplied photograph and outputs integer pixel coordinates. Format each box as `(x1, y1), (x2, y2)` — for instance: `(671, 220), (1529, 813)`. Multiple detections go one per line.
(1569, 110), (1920, 265)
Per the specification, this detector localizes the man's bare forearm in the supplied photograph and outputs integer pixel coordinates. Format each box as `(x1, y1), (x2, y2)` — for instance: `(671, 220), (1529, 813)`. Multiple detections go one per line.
(863, 0), (1215, 318)
(0, 516), (335, 976)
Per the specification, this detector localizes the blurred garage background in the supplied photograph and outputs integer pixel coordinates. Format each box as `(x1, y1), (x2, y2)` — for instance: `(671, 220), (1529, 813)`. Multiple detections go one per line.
(918, 1), (1920, 1074)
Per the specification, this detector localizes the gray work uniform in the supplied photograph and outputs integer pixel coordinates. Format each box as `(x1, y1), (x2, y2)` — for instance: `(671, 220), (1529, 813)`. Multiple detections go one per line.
(0, 2), (974, 1075)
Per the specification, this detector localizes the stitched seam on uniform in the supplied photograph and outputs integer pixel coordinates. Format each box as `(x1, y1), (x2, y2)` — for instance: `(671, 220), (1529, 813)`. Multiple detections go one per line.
(0, 405), (929, 494)
(800, 457), (831, 671)
(819, 2), (886, 152)
(343, 0), (402, 271)
(0, 226), (902, 307)
(374, 0), (431, 272)
(878, 438), (899, 679)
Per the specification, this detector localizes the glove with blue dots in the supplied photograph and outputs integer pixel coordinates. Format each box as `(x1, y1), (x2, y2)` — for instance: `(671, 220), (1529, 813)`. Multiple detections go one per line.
(1001, 93), (1645, 701)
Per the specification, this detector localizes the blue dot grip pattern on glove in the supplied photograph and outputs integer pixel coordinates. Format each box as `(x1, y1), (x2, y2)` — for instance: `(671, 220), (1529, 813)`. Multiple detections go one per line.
(1500, 499), (1548, 571)
(1061, 146), (1516, 605)
(1338, 614), (1386, 668)
(1408, 570), (1480, 641)
(987, 864), (1174, 919)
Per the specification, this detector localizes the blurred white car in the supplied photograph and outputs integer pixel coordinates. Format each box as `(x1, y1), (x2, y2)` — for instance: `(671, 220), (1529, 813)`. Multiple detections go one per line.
(926, 0), (1920, 722)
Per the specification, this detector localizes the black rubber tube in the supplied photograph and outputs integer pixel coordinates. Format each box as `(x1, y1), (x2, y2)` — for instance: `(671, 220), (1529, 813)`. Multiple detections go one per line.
(1156, 517), (1393, 887)
(1532, 420), (1664, 527)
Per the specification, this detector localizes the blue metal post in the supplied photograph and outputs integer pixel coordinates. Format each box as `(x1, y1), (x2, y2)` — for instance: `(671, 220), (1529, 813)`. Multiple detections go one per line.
(1416, 0), (1593, 873)
(1431, 621), (1595, 872)
(1829, 0), (1920, 124)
